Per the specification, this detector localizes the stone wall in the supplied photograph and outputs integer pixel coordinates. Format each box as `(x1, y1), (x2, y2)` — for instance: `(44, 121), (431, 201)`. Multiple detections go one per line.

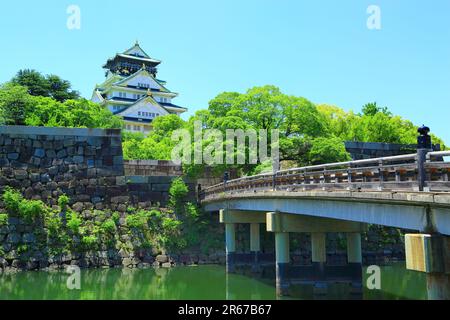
(344, 141), (441, 160)
(123, 160), (231, 205)
(124, 160), (227, 190)
(124, 160), (183, 176)
(126, 176), (197, 207)
(0, 126), (131, 211)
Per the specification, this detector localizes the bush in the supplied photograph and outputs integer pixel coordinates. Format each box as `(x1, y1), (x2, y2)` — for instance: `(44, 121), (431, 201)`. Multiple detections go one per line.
(2, 188), (45, 221)
(112, 212), (120, 224)
(18, 199), (45, 221)
(81, 235), (98, 249)
(100, 219), (117, 234)
(0, 213), (8, 226)
(67, 211), (82, 234)
(162, 217), (182, 231)
(2, 187), (23, 214)
(126, 210), (151, 229)
(58, 194), (70, 209)
(44, 210), (62, 238)
(168, 178), (188, 210)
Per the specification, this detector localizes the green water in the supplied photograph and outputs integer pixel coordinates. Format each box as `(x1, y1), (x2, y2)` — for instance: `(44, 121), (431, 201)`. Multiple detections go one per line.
(0, 263), (427, 300)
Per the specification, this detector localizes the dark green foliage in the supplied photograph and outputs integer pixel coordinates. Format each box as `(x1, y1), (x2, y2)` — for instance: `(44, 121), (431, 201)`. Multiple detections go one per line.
(2, 187), (23, 215)
(12, 69), (80, 102)
(0, 83), (32, 125)
(0, 213), (7, 226)
(57, 194), (70, 209)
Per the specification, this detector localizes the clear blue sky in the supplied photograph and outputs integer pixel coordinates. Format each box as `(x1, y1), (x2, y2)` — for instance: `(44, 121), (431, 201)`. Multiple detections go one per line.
(1, 0), (449, 143)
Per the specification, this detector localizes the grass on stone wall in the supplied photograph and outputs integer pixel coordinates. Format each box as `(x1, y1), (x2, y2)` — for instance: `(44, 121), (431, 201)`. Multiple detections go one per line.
(0, 180), (223, 260)
(0, 213), (7, 226)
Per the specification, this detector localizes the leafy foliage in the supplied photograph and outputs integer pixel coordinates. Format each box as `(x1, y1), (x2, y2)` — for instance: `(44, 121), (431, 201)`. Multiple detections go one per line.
(1, 69), (122, 128)
(309, 136), (351, 165)
(67, 211), (82, 234)
(0, 213), (7, 226)
(0, 83), (33, 125)
(18, 199), (46, 222)
(168, 177), (189, 210)
(12, 69), (80, 102)
(2, 187), (45, 221)
(123, 85), (446, 180)
(2, 187), (23, 215)
(58, 194), (70, 209)
(100, 219), (117, 234)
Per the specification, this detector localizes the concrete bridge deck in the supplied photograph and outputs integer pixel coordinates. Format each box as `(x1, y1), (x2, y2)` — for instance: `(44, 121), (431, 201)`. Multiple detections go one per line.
(203, 190), (450, 236)
(200, 150), (450, 299)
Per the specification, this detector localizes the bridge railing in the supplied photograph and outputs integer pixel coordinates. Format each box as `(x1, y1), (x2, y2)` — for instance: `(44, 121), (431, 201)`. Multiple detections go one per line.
(200, 150), (450, 201)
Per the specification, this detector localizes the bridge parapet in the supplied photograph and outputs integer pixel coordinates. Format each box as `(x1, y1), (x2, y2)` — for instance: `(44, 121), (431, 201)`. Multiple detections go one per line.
(201, 151), (450, 201)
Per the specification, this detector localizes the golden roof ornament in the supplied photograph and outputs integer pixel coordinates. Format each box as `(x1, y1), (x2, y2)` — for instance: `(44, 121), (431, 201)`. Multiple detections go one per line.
(146, 89), (152, 96)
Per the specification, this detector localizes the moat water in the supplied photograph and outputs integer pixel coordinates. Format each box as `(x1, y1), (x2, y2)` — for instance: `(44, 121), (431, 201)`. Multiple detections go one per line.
(0, 263), (426, 300)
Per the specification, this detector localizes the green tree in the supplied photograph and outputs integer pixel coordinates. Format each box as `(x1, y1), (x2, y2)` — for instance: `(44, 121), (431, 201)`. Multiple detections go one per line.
(12, 69), (80, 102)
(11, 69), (49, 97)
(361, 102), (391, 117)
(0, 83), (33, 125)
(46, 74), (80, 102)
(309, 136), (351, 164)
(24, 97), (122, 129)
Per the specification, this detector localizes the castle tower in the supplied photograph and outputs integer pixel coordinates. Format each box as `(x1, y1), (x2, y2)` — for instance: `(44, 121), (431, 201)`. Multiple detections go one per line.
(91, 41), (187, 134)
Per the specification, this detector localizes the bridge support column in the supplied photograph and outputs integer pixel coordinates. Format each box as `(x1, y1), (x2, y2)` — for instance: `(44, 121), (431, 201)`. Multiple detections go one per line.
(267, 211), (365, 297)
(250, 223), (261, 272)
(225, 223), (236, 273)
(220, 209), (266, 273)
(347, 233), (363, 295)
(405, 234), (450, 300)
(311, 233), (327, 295)
(275, 232), (290, 296)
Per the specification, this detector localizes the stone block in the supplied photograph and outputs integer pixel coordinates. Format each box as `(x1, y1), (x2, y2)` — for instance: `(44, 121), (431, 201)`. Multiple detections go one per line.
(6, 233), (21, 244)
(14, 170), (28, 180)
(40, 173), (51, 183)
(156, 255), (169, 263)
(151, 183), (171, 192)
(56, 149), (67, 159)
(73, 156), (84, 164)
(34, 149), (45, 158)
(22, 233), (36, 243)
(7, 153), (19, 160)
(116, 176), (127, 186)
(0, 158), (10, 166)
(45, 148), (56, 157)
(72, 202), (84, 212)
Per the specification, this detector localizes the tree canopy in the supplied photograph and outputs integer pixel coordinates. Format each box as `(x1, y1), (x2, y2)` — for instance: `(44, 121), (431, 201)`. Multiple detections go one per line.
(0, 83), (121, 129)
(122, 85), (446, 178)
(12, 69), (80, 102)
(0, 69), (445, 179)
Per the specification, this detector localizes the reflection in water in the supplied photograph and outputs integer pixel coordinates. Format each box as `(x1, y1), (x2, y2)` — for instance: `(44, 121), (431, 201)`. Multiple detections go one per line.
(0, 263), (426, 300)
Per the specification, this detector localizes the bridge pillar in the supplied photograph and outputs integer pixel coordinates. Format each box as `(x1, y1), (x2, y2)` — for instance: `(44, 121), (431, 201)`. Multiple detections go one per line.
(225, 223), (236, 273)
(311, 233), (327, 295)
(405, 234), (450, 300)
(220, 209), (266, 273)
(250, 223), (261, 272)
(347, 233), (363, 295)
(275, 232), (290, 296)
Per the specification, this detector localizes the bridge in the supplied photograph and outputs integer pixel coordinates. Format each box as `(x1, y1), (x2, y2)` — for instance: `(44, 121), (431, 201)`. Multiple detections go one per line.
(200, 150), (450, 299)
